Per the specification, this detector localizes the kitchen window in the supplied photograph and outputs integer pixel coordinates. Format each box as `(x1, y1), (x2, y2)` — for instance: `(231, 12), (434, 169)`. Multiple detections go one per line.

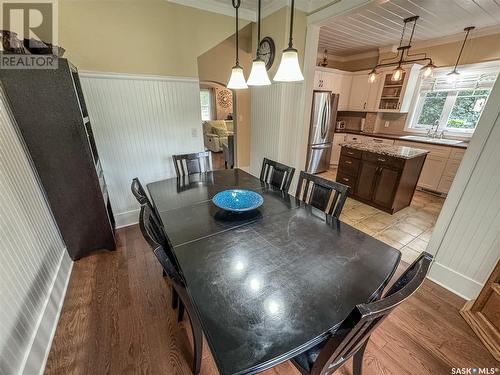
(407, 65), (499, 135)
(200, 89), (213, 121)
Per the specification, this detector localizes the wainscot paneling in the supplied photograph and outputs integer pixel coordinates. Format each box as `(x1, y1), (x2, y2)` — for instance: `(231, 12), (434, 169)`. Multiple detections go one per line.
(79, 72), (204, 227)
(427, 77), (500, 300)
(0, 86), (72, 375)
(250, 82), (304, 185)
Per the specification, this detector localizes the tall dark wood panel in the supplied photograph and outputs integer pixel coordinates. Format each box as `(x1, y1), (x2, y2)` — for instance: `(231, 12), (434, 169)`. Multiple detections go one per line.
(0, 58), (115, 260)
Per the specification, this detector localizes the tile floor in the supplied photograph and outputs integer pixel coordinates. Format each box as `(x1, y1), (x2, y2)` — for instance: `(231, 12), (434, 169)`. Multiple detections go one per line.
(319, 168), (445, 264)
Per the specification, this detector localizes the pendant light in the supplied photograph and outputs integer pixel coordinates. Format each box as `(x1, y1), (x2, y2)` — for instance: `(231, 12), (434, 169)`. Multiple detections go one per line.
(227, 0), (248, 90)
(447, 26), (475, 83)
(247, 0), (271, 86)
(274, 0), (304, 82)
(368, 16), (436, 83)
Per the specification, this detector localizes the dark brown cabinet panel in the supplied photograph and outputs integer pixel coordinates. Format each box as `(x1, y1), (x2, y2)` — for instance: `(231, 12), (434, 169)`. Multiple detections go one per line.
(373, 167), (400, 208)
(337, 145), (427, 214)
(355, 162), (378, 201)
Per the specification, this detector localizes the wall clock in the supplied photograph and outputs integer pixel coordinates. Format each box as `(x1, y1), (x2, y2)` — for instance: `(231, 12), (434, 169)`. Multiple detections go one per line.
(258, 37), (275, 71)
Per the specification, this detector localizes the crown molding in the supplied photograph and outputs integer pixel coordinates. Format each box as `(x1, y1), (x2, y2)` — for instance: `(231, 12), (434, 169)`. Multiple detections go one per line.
(166, 0), (332, 21)
(378, 24), (500, 55)
(318, 49), (378, 62)
(165, 0), (257, 21)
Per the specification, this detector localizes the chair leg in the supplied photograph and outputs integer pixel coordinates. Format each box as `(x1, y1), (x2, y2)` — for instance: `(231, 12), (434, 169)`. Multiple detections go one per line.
(353, 340), (369, 375)
(178, 300), (185, 322)
(189, 313), (203, 375)
(163, 269), (167, 277)
(171, 287), (179, 309)
(224, 161), (227, 169)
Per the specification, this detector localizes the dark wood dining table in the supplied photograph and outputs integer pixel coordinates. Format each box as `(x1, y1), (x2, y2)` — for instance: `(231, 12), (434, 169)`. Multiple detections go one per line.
(147, 169), (401, 375)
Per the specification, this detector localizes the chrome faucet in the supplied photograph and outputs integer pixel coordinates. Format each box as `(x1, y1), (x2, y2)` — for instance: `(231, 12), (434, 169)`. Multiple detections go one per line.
(427, 120), (443, 138)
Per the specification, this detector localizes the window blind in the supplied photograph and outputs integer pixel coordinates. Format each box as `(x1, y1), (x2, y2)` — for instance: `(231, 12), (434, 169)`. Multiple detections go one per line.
(420, 72), (499, 92)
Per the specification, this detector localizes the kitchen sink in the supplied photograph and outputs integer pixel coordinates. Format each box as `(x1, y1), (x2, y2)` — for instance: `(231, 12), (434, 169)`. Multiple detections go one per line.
(400, 135), (464, 145)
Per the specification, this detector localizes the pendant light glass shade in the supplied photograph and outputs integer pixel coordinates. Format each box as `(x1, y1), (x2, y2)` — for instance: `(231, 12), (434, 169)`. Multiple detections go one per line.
(274, 48), (304, 82)
(446, 69), (460, 83)
(391, 65), (404, 82)
(227, 64), (248, 89)
(421, 62), (436, 78)
(247, 58), (271, 86)
(368, 68), (377, 83)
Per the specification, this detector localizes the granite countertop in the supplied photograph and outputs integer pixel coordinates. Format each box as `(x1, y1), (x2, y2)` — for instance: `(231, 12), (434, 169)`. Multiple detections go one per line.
(341, 142), (429, 159)
(336, 129), (469, 149)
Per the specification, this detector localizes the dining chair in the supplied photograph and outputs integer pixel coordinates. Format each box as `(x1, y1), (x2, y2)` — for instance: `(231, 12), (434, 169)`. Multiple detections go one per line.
(139, 204), (203, 375)
(131, 177), (152, 207)
(260, 158), (295, 192)
(295, 171), (349, 219)
(173, 151), (213, 177)
(291, 251), (433, 375)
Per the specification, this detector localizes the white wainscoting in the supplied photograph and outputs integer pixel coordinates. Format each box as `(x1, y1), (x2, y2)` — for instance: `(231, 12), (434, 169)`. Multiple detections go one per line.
(427, 77), (500, 299)
(250, 82), (304, 185)
(79, 72), (204, 228)
(0, 88), (72, 375)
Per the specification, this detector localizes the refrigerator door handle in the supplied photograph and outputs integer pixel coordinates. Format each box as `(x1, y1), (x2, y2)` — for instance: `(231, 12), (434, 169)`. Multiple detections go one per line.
(311, 144), (332, 149)
(320, 100), (328, 139)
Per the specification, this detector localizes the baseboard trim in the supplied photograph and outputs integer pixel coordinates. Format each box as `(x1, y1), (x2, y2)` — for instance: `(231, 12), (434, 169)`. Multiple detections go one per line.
(428, 261), (483, 300)
(21, 251), (73, 375)
(115, 208), (140, 229)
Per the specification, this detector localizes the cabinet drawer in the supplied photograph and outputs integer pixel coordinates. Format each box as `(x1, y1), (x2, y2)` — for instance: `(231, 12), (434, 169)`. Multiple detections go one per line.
(341, 147), (362, 159)
(345, 134), (363, 143)
(338, 155), (360, 176)
(336, 171), (357, 192)
(449, 148), (465, 161)
(362, 152), (405, 169)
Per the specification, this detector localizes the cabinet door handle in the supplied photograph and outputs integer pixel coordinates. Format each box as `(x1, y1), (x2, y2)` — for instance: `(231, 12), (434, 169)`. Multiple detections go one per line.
(363, 102), (366, 109)
(347, 151), (354, 155)
(397, 102), (401, 109)
(342, 177), (349, 182)
(345, 160), (352, 164)
(377, 158), (387, 162)
(373, 139), (383, 143)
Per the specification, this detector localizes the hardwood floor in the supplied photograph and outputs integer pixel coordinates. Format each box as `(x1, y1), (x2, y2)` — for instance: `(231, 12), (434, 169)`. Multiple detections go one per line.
(45, 226), (497, 375)
(319, 168), (444, 264)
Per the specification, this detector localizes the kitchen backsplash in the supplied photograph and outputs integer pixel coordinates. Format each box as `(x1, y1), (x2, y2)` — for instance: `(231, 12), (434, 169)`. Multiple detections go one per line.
(337, 111), (408, 135)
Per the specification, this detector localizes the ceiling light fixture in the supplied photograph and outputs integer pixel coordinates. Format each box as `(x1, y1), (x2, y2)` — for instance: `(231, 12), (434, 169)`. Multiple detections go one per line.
(274, 0), (304, 82)
(447, 26), (475, 83)
(227, 0), (248, 90)
(247, 0), (271, 86)
(368, 16), (436, 83)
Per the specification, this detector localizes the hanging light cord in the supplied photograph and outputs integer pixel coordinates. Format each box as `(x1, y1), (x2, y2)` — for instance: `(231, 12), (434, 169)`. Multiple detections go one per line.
(256, 0), (261, 56)
(453, 26), (475, 71)
(233, 0), (241, 66)
(288, 0), (295, 49)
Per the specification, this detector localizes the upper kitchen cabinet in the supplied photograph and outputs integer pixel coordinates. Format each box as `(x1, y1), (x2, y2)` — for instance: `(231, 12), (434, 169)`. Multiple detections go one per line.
(377, 64), (421, 113)
(313, 68), (352, 111)
(348, 72), (381, 111)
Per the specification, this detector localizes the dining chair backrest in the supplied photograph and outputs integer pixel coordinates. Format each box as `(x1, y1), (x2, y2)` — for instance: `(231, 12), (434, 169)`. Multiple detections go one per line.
(131, 177), (151, 207)
(295, 171), (349, 219)
(139, 203), (180, 275)
(304, 252), (433, 375)
(173, 151), (213, 177)
(260, 158), (295, 192)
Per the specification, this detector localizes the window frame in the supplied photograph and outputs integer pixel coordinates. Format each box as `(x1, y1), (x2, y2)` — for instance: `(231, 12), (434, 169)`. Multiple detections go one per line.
(406, 62), (500, 138)
(200, 88), (213, 121)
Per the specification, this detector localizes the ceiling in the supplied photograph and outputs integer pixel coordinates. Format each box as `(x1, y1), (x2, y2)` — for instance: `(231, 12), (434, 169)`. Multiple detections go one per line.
(319, 0), (500, 57)
(167, 0), (335, 21)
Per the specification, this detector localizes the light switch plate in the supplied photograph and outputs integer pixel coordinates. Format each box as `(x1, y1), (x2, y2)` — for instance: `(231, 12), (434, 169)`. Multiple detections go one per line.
(384, 121), (390, 128)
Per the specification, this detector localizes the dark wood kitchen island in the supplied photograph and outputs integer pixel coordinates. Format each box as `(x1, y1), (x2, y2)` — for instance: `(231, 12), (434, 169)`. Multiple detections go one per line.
(336, 142), (429, 214)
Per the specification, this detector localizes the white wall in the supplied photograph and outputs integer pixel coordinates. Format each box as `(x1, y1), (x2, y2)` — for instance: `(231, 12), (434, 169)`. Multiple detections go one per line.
(0, 87), (72, 375)
(80, 72), (204, 228)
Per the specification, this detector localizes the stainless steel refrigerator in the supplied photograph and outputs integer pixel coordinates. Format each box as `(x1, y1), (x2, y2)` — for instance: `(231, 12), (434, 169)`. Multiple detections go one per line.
(306, 91), (339, 173)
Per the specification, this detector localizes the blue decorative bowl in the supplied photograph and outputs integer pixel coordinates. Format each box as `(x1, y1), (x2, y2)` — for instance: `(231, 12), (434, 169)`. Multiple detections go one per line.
(212, 189), (264, 212)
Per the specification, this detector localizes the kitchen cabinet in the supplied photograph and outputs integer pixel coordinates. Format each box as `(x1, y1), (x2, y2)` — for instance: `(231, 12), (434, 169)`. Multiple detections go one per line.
(394, 140), (464, 194)
(348, 73), (381, 111)
(377, 64), (421, 113)
(331, 133), (346, 166)
(337, 144), (427, 213)
(314, 69), (352, 110)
